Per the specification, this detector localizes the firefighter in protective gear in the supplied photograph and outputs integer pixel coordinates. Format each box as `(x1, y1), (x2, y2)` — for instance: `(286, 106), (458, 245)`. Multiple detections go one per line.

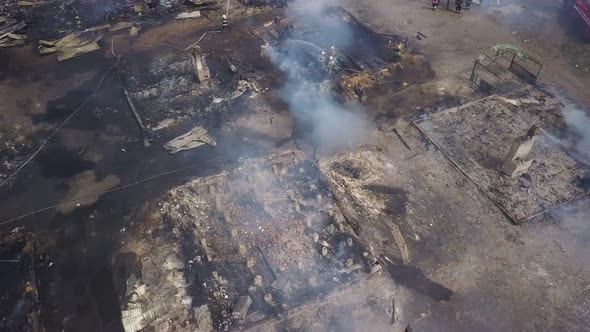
(330, 46), (336, 57)
(221, 15), (228, 32)
(319, 51), (327, 69)
(327, 56), (336, 74)
(465, 0), (472, 10)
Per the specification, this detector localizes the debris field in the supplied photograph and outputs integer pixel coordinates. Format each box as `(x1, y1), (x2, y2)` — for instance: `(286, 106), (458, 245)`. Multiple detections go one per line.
(1, 0), (590, 331)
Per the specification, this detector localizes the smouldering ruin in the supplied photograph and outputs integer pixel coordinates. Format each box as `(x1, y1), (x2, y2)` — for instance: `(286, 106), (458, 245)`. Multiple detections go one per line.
(1, 0), (590, 331)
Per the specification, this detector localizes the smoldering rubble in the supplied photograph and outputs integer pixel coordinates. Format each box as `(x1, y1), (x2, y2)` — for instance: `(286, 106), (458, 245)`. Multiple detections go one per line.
(1, 0), (590, 331)
(265, 0), (378, 153)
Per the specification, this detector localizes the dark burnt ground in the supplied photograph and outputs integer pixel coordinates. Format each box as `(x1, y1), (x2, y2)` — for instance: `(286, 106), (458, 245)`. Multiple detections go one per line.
(134, 154), (372, 330)
(117, 13), (277, 129)
(1, 0), (185, 40)
(0, 231), (37, 332)
(365, 184), (408, 217)
(364, 56), (439, 125)
(0, 5), (437, 331)
(0, 11), (288, 332)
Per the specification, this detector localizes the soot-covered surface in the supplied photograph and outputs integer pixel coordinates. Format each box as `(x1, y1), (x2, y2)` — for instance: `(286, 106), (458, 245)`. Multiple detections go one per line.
(116, 151), (381, 330)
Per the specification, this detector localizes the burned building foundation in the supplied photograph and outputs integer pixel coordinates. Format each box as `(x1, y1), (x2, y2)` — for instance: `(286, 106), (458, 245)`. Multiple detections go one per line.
(1, 0), (590, 331)
(117, 151), (392, 331)
(414, 89), (586, 223)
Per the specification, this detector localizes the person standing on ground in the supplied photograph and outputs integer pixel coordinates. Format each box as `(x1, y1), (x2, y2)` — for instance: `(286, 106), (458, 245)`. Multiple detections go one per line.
(455, 0), (463, 13)
(319, 51), (327, 70)
(327, 56), (336, 74)
(330, 46), (337, 57)
(465, 0), (472, 10)
(221, 15), (228, 32)
(432, 0), (439, 10)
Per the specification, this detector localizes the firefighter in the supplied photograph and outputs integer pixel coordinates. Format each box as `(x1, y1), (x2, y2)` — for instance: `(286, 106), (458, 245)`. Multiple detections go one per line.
(327, 56), (336, 74)
(319, 51), (327, 69)
(330, 46), (336, 57)
(455, 0), (463, 13)
(465, 0), (472, 10)
(432, 0), (439, 10)
(221, 15), (228, 32)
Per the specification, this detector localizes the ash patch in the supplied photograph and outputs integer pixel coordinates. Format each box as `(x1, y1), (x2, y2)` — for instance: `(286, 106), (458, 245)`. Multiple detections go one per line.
(120, 46), (262, 131)
(415, 91), (586, 223)
(331, 158), (369, 180)
(365, 185), (408, 217)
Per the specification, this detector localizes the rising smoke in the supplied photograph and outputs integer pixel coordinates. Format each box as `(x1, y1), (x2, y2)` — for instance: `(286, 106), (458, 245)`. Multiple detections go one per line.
(563, 104), (590, 163)
(267, 0), (371, 153)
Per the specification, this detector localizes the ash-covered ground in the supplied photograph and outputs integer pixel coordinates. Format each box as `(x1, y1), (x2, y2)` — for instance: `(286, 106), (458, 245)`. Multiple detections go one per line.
(1, 0), (590, 331)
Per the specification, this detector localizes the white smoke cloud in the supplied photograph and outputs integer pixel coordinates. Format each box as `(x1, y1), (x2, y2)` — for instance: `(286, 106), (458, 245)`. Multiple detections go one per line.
(548, 199), (590, 275)
(267, 0), (372, 153)
(563, 104), (590, 163)
(287, 0), (354, 48)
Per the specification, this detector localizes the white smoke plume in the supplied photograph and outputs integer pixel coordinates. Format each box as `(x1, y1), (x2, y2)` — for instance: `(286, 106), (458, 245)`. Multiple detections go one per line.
(563, 104), (590, 163)
(287, 0), (353, 47)
(267, 0), (371, 153)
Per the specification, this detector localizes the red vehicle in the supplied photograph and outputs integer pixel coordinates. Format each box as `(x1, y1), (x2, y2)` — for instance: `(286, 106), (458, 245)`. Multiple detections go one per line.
(563, 0), (590, 38)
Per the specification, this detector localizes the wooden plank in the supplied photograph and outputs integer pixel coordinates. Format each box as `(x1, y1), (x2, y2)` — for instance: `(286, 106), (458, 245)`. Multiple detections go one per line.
(109, 22), (133, 31)
(56, 34), (103, 61)
(84, 24), (111, 32)
(0, 39), (26, 48)
(0, 19), (17, 30)
(0, 21), (25, 35)
(39, 32), (80, 47)
(387, 222), (411, 264)
(18, 0), (54, 6)
(175, 11), (201, 19)
(57, 42), (100, 61)
(123, 88), (149, 134)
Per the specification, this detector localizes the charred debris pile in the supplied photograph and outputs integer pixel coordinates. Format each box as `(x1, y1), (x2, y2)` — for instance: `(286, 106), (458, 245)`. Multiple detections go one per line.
(0, 0), (221, 42)
(116, 151), (385, 331)
(0, 3), (422, 331)
(0, 229), (41, 332)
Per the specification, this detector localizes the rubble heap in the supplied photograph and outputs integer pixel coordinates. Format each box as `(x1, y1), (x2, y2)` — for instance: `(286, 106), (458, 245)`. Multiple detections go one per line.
(118, 151), (383, 331)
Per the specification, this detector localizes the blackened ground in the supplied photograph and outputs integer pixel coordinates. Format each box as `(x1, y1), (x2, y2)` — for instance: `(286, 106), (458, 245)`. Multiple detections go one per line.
(0, 30), (289, 332)
(168, 157), (371, 329)
(117, 11), (280, 129)
(10, 134), (272, 332)
(1, 0), (186, 40)
(0, 5), (443, 331)
(0, 234), (30, 332)
(365, 184), (408, 217)
(382, 261), (453, 302)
